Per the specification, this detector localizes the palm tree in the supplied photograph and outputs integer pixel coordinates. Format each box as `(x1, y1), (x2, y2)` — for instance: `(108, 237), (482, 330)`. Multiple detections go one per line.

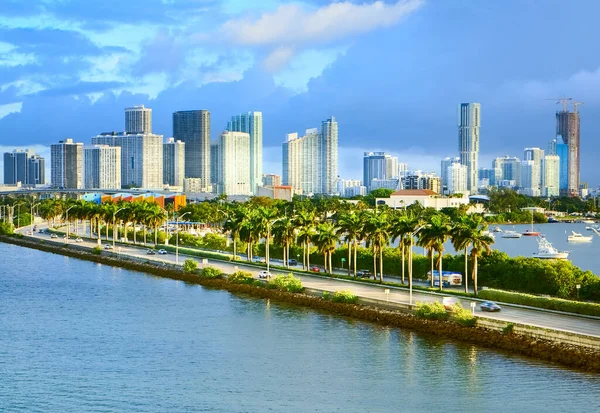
(390, 211), (421, 284)
(272, 215), (295, 267)
(418, 214), (452, 291)
(336, 210), (363, 277)
(451, 214), (475, 293)
(313, 222), (339, 275)
(222, 204), (246, 260)
(145, 204), (167, 246)
(294, 209), (317, 270)
(256, 206), (280, 267)
(363, 210), (391, 283)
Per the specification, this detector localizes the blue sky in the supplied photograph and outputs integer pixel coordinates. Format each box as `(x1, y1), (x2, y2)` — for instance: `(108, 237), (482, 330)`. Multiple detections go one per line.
(1, 0), (600, 184)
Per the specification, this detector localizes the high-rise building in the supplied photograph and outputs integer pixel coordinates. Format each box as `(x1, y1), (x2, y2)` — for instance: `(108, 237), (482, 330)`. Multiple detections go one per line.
(210, 141), (220, 189)
(125, 105), (152, 134)
(542, 155), (560, 197)
(163, 138), (185, 187)
(556, 105), (581, 196)
(364, 152), (399, 192)
(447, 162), (468, 194)
(478, 168), (495, 186)
(524, 147), (544, 195)
(492, 156), (521, 188)
(548, 137), (569, 194)
(397, 162), (409, 177)
(458, 103), (480, 194)
(282, 117), (339, 195)
(84, 145), (121, 190)
(173, 110), (211, 189)
(218, 131), (251, 196)
(440, 156), (460, 193)
(263, 174), (282, 187)
(27, 154), (45, 186)
(3, 149), (32, 185)
(403, 171), (441, 194)
(227, 112), (262, 194)
(51, 138), (84, 189)
(92, 132), (163, 189)
(520, 160), (540, 197)
(321, 117), (339, 195)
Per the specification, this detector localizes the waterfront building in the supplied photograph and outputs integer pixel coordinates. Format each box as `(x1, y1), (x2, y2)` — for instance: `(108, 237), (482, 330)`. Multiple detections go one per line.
(376, 190), (479, 212)
(548, 137), (569, 193)
(27, 154), (45, 186)
(84, 145), (121, 190)
(173, 110), (211, 189)
(219, 131), (251, 196)
(263, 174), (282, 187)
(440, 156), (460, 194)
(542, 155), (560, 197)
(227, 112), (262, 194)
(556, 105), (581, 196)
(524, 147), (544, 195)
(51, 138), (84, 189)
(210, 141), (220, 190)
(282, 117), (338, 196)
(163, 138), (185, 187)
(363, 152), (399, 192)
(520, 160), (540, 197)
(183, 178), (204, 193)
(458, 103), (480, 194)
(125, 105), (152, 134)
(92, 132), (163, 189)
(447, 162), (468, 195)
(3, 149), (45, 186)
(492, 156), (521, 188)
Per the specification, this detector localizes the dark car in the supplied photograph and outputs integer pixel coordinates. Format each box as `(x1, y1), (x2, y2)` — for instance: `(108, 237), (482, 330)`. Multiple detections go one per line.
(288, 259), (298, 266)
(480, 301), (501, 312)
(146, 249), (156, 255)
(357, 270), (372, 278)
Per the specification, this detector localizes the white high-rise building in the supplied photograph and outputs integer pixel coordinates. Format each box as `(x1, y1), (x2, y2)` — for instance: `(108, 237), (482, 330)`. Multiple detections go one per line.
(51, 138), (84, 189)
(163, 138), (185, 187)
(458, 103), (480, 194)
(227, 112), (262, 194)
(92, 132), (163, 189)
(125, 105), (152, 134)
(84, 145), (121, 190)
(493, 156), (521, 188)
(363, 152), (399, 192)
(397, 162), (409, 177)
(219, 131), (251, 196)
(542, 155), (560, 197)
(321, 117), (338, 195)
(447, 162), (468, 195)
(520, 160), (540, 196)
(524, 147), (544, 195)
(440, 156), (460, 194)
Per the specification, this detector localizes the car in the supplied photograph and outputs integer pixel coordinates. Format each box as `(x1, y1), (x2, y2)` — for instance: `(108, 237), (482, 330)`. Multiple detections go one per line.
(146, 249), (156, 255)
(252, 256), (266, 263)
(357, 270), (372, 278)
(480, 301), (501, 312)
(38, 230), (45, 233)
(288, 259), (298, 266)
(442, 297), (459, 310)
(104, 244), (113, 250)
(310, 266), (321, 272)
(75, 238), (83, 243)
(158, 249), (168, 255)
(50, 234), (58, 239)
(258, 270), (271, 279)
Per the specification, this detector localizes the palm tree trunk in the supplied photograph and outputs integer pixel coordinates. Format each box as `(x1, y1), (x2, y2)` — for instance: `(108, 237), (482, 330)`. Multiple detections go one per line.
(133, 221), (137, 245)
(329, 252), (333, 276)
(373, 248), (377, 281)
(430, 250), (434, 287)
(306, 241), (310, 270)
(347, 241), (351, 277)
(353, 239), (357, 277)
(473, 254), (479, 296)
(438, 252), (443, 291)
(464, 247), (469, 294)
(233, 238), (237, 260)
(113, 219), (117, 245)
(105, 222), (109, 240)
(379, 248), (383, 283)
(97, 220), (101, 247)
(401, 244), (405, 284)
(154, 224), (158, 246)
(408, 241), (413, 296)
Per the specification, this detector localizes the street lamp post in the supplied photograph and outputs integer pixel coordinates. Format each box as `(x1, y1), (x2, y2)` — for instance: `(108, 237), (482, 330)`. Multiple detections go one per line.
(12, 202), (24, 229)
(31, 202), (41, 228)
(176, 212), (191, 264)
(113, 207), (127, 249)
(65, 205), (75, 244)
(576, 284), (581, 300)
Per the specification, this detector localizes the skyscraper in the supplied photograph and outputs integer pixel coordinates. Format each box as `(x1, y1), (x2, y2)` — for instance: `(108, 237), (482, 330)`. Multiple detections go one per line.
(440, 156), (460, 193)
(92, 132), (163, 189)
(556, 105), (581, 196)
(218, 131), (251, 196)
(520, 160), (540, 197)
(27, 154), (45, 186)
(321, 117), (338, 195)
(51, 138), (84, 189)
(447, 162), (468, 194)
(125, 105), (152, 134)
(227, 112), (262, 194)
(163, 138), (185, 187)
(363, 152), (399, 191)
(542, 155), (560, 197)
(3, 149), (32, 185)
(492, 156), (521, 188)
(173, 110), (210, 189)
(524, 147), (544, 195)
(84, 145), (121, 190)
(458, 103), (480, 194)
(548, 137), (569, 192)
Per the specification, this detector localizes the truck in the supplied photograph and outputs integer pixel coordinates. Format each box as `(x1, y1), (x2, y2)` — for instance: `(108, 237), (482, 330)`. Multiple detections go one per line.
(427, 270), (462, 287)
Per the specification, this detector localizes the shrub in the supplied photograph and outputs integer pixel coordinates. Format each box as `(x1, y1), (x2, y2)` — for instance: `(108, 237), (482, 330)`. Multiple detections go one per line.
(331, 290), (359, 304)
(252, 280), (265, 288)
(268, 274), (304, 293)
(502, 322), (515, 335)
(182, 259), (198, 273)
(92, 246), (102, 255)
(200, 267), (224, 279)
(0, 221), (14, 235)
(451, 303), (476, 327)
(322, 291), (331, 300)
(414, 301), (449, 320)
(478, 288), (600, 317)
(228, 270), (254, 284)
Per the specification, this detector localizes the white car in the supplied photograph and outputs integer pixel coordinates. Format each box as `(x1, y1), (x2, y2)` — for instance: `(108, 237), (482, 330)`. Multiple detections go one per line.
(75, 238), (83, 243)
(258, 270), (271, 279)
(50, 233), (58, 239)
(158, 249), (168, 255)
(104, 244), (113, 250)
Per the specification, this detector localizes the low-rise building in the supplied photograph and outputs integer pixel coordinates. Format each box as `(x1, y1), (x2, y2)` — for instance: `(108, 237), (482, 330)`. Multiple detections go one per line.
(376, 189), (483, 212)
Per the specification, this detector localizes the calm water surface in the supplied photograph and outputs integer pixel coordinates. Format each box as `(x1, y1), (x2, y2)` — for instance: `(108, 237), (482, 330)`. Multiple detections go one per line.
(1, 243), (599, 412)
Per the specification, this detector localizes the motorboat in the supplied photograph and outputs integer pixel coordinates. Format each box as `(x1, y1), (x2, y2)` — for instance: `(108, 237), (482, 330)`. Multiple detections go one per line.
(585, 224), (600, 231)
(533, 237), (569, 260)
(493, 227), (502, 232)
(567, 231), (593, 243)
(582, 219), (596, 224)
(501, 230), (522, 239)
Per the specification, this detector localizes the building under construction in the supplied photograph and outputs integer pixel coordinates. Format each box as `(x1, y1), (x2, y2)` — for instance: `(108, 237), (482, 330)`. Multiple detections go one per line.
(555, 100), (582, 197)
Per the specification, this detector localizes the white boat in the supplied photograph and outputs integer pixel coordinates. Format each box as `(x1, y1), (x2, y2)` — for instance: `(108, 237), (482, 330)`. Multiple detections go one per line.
(493, 227), (502, 232)
(585, 224), (600, 231)
(533, 237), (569, 260)
(582, 219), (596, 224)
(501, 230), (522, 239)
(567, 231), (593, 243)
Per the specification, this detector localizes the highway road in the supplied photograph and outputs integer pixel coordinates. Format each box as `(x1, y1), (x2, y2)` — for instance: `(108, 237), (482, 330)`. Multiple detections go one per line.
(17, 223), (600, 339)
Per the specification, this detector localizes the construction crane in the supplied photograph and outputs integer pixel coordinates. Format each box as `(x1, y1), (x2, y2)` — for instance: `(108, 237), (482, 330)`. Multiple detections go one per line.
(546, 97), (572, 112)
(574, 101), (584, 113)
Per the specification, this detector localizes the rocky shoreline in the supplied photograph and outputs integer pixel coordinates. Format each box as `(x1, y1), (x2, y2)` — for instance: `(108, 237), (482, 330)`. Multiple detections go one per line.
(3, 235), (599, 374)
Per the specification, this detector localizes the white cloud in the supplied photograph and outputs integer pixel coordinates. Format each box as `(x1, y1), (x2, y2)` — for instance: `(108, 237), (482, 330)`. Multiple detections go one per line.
(219, 0), (423, 47)
(262, 46), (295, 72)
(0, 102), (23, 119)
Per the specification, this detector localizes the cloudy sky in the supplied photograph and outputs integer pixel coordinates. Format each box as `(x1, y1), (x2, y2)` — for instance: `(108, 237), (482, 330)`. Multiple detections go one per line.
(1, 0), (599, 184)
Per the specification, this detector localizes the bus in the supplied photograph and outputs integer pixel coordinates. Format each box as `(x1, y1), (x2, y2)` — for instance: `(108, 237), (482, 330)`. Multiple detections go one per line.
(426, 270), (462, 287)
